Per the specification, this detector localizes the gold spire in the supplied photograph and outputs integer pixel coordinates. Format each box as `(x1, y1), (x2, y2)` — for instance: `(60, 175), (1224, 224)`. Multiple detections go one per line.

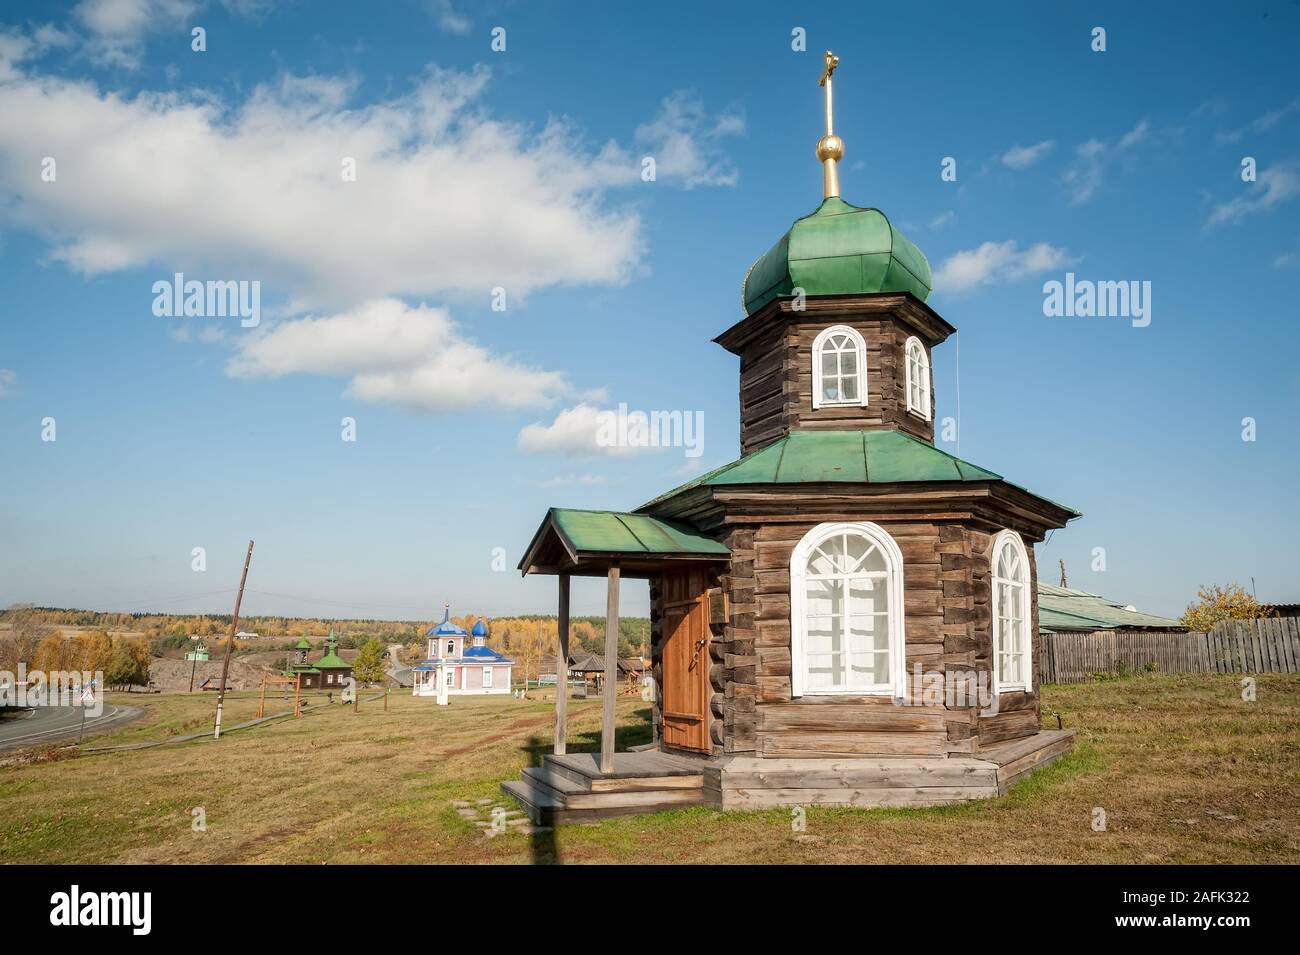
(815, 50), (843, 199)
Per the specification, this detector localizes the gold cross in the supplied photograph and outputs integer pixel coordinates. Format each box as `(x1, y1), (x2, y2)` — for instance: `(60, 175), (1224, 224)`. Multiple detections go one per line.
(818, 50), (839, 88)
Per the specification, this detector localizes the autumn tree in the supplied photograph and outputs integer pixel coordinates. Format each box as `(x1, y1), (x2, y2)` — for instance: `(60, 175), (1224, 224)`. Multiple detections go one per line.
(72, 630), (114, 673)
(0, 604), (51, 672)
(105, 638), (152, 689)
(33, 632), (71, 672)
(1180, 583), (1272, 632)
(353, 637), (387, 683)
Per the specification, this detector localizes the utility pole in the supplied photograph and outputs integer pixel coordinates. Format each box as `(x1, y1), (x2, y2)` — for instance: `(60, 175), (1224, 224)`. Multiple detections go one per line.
(188, 639), (198, 693)
(213, 539), (255, 740)
(1058, 559), (1068, 588)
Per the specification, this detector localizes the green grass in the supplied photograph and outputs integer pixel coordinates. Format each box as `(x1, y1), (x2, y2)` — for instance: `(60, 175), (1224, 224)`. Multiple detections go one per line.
(0, 672), (1296, 864)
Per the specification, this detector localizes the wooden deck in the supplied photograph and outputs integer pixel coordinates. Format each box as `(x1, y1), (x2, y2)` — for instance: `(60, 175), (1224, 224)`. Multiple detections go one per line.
(502, 730), (1076, 822)
(501, 751), (712, 824)
(712, 729), (1075, 810)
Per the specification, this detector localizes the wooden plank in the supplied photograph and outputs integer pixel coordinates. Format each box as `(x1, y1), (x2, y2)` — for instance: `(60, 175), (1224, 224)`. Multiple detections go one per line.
(758, 731), (948, 757)
(720, 786), (998, 810)
(977, 728), (1075, 767)
(720, 756), (998, 789)
(757, 704), (947, 733)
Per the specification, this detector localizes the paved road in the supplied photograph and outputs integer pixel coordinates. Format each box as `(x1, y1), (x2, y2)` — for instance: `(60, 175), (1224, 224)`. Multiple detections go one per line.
(0, 704), (144, 753)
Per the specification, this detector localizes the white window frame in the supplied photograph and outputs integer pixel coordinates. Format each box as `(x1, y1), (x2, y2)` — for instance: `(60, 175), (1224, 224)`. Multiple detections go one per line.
(445, 668), (455, 687)
(904, 336), (931, 421)
(482, 667), (493, 688)
(811, 325), (869, 410)
(446, 640), (455, 656)
(991, 530), (1032, 694)
(789, 521), (906, 698)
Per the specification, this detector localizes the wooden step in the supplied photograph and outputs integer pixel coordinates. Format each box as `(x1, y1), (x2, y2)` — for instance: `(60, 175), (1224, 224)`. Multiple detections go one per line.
(543, 752), (706, 793)
(522, 765), (589, 797)
(524, 767), (706, 810)
(500, 779), (562, 825)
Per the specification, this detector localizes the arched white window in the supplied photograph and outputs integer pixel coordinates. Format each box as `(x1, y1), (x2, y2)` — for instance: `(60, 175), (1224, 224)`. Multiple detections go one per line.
(905, 336), (931, 420)
(446, 640), (456, 656)
(811, 325), (868, 410)
(790, 521), (906, 697)
(992, 530), (1032, 693)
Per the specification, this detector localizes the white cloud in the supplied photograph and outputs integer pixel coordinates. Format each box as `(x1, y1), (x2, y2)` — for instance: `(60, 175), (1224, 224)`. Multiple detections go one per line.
(1207, 165), (1300, 226)
(1061, 119), (1149, 205)
(428, 0), (472, 36)
(74, 0), (199, 69)
(226, 298), (569, 412)
(1118, 119), (1150, 149)
(1000, 139), (1054, 169)
(0, 59), (648, 310)
(0, 45), (745, 313)
(928, 210), (956, 230)
(518, 403), (702, 458)
(0, 368), (15, 397)
(1274, 250), (1300, 270)
(1217, 99), (1300, 143)
(632, 91), (745, 189)
(934, 240), (1076, 294)
(518, 404), (618, 457)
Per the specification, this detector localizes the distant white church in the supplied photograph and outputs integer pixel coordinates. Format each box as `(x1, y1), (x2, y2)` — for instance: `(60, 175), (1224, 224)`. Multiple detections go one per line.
(412, 606), (513, 697)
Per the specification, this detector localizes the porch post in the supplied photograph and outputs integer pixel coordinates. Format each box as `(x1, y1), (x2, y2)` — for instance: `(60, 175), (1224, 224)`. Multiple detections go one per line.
(600, 565), (621, 773)
(555, 573), (570, 755)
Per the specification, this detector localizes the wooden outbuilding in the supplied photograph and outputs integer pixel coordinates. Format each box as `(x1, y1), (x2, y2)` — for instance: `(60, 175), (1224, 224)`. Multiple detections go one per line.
(503, 51), (1079, 822)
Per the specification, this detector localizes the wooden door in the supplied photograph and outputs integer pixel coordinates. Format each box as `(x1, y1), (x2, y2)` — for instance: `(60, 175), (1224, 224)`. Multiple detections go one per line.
(660, 570), (710, 753)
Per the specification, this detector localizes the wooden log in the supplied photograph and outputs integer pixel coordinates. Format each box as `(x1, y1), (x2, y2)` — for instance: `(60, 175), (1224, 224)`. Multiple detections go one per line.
(600, 566), (620, 774)
(555, 573), (570, 755)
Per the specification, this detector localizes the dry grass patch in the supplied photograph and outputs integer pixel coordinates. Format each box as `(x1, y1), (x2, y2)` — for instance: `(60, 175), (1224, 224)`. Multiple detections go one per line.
(0, 673), (1296, 864)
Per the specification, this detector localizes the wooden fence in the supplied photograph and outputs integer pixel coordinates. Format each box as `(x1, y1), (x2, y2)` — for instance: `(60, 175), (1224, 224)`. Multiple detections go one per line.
(1038, 617), (1300, 684)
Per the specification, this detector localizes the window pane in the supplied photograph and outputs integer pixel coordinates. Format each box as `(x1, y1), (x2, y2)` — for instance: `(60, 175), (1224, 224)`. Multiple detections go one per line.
(806, 577), (843, 621)
(848, 575), (884, 616)
(821, 351), (837, 378)
(822, 377), (840, 402)
(839, 375), (858, 401)
(808, 538), (845, 576)
(841, 349), (858, 376)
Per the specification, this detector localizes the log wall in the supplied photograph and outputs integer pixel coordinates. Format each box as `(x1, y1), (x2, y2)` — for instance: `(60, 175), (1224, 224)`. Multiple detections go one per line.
(737, 315), (936, 456)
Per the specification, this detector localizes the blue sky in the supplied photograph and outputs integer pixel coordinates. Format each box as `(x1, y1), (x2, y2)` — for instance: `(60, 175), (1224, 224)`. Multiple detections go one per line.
(1, 0), (1297, 621)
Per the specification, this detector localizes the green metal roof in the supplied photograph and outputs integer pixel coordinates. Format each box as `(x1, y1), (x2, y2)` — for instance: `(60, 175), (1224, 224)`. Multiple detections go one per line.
(641, 429), (1057, 509)
(313, 649), (350, 669)
(742, 197), (932, 314)
(293, 638), (312, 650)
(548, 508), (730, 557)
(1037, 583), (1183, 632)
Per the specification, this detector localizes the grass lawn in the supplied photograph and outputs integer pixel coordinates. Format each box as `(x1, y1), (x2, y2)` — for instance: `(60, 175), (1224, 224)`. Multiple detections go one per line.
(1, 672), (1297, 864)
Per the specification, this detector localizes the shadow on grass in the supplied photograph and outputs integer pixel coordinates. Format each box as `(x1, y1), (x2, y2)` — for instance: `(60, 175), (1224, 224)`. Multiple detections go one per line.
(515, 705), (655, 864)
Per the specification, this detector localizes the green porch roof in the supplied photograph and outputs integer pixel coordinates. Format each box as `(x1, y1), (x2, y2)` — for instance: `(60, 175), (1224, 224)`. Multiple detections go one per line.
(518, 508), (730, 575)
(548, 508), (730, 556)
(1037, 584), (1183, 632)
(641, 430), (1078, 511)
(742, 197), (932, 315)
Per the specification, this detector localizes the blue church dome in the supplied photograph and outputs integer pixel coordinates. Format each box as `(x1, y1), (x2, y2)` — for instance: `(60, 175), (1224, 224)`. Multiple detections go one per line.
(426, 606), (468, 637)
(471, 619), (489, 637)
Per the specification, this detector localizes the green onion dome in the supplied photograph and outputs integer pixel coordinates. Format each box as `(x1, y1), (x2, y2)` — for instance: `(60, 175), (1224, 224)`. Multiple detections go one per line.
(742, 196), (932, 314)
